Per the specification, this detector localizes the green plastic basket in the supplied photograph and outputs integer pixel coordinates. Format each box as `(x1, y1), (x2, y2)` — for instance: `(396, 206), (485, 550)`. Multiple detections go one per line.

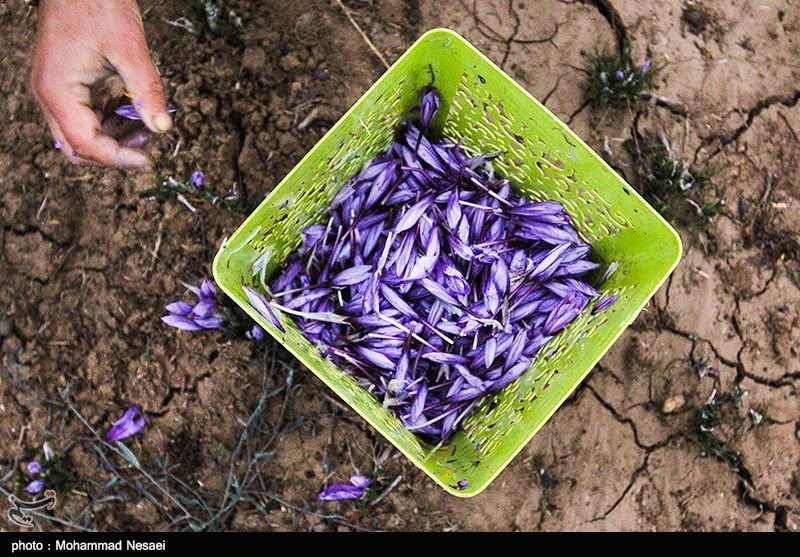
(213, 29), (681, 497)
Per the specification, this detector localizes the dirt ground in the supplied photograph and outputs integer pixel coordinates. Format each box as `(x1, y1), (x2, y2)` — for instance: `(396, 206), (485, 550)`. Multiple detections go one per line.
(1, 0), (799, 532)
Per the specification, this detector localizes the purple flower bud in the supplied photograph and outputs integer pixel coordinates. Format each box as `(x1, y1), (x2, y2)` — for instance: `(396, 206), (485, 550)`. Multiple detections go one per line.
(640, 60), (652, 73)
(26, 461), (43, 475)
(53, 140), (63, 150)
(106, 406), (147, 443)
(250, 324), (266, 341)
(456, 479), (469, 489)
(615, 69), (625, 79)
(26, 479), (45, 494)
(419, 88), (441, 128)
(190, 170), (205, 188)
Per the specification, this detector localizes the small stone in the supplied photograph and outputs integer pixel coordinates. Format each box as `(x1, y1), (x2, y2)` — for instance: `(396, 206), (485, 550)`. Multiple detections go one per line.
(662, 394), (686, 414)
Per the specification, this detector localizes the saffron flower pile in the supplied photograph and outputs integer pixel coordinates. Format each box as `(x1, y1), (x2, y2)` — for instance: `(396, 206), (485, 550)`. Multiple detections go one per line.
(248, 89), (614, 443)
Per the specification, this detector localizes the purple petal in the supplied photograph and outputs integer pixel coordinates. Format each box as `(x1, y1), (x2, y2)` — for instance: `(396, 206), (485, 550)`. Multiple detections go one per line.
(250, 324), (266, 341)
(356, 346), (395, 370)
(195, 316), (224, 330)
(421, 278), (460, 307)
(190, 169), (205, 188)
(243, 286), (286, 333)
(192, 298), (217, 319)
(349, 474), (371, 490)
(106, 406), (147, 443)
(162, 314), (204, 331)
(199, 279), (217, 299)
(395, 196), (433, 234)
(26, 479), (46, 494)
(331, 265), (372, 287)
(115, 103), (177, 121)
(165, 301), (193, 316)
(592, 294), (618, 314)
(419, 88), (441, 128)
(26, 461), (43, 475)
(410, 381), (428, 422)
(318, 483), (368, 501)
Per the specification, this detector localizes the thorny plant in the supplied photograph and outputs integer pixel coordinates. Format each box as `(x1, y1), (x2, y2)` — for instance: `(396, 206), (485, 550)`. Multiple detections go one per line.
(627, 134), (720, 225)
(1, 346), (373, 532)
(588, 44), (659, 107)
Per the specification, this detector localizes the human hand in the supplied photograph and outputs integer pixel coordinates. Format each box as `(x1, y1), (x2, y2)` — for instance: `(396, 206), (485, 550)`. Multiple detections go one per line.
(31, 0), (172, 168)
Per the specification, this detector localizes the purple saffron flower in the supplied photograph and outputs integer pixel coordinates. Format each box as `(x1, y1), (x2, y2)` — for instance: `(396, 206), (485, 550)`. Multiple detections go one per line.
(53, 140), (63, 150)
(250, 324), (266, 341)
(640, 60), (652, 73)
(26, 461), (42, 476)
(456, 479), (469, 490)
(106, 406), (147, 443)
(318, 474), (371, 501)
(162, 280), (224, 331)
(615, 69), (625, 79)
(190, 170), (205, 188)
(26, 479), (45, 495)
(115, 104), (177, 121)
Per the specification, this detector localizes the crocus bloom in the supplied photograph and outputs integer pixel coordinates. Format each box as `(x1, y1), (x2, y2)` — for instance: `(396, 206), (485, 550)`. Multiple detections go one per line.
(26, 479), (45, 494)
(162, 279), (224, 331)
(115, 104), (177, 120)
(615, 69), (625, 79)
(190, 170), (205, 188)
(640, 60), (652, 73)
(26, 461), (42, 475)
(318, 474), (371, 501)
(106, 406), (147, 443)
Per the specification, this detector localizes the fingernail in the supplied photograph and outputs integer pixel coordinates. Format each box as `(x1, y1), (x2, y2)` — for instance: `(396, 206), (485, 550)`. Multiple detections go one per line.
(154, 112), (173, 133)
(118, 149), (150, 168)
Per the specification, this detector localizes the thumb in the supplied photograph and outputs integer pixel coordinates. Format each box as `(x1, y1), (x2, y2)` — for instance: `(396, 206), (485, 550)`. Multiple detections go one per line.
(108, 39), (172, 134)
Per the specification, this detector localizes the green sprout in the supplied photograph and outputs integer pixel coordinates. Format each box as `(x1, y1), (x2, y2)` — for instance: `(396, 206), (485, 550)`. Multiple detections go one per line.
(628, 136), (718, 224)
(694, 386), (749, 470)
(588, 44), (659, 107)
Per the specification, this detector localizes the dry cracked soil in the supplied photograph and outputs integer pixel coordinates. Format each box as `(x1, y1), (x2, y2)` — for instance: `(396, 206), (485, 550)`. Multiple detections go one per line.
(0, 0), (799, 531)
